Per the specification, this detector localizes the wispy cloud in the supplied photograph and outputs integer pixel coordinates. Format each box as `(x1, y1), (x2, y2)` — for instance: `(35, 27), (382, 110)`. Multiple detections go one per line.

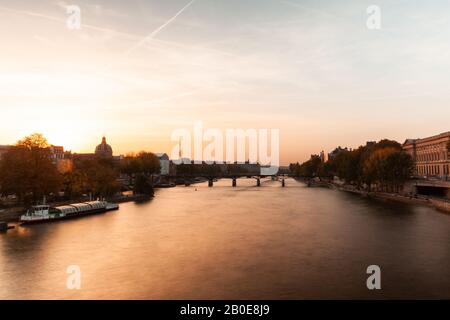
(125, 0), (197, 55)
(0, 4), (65, 24)
(0, 4), (138, 41)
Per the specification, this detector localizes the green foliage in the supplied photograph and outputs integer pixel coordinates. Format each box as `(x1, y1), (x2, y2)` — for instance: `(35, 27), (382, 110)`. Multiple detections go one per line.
(293, 139), (413, 192)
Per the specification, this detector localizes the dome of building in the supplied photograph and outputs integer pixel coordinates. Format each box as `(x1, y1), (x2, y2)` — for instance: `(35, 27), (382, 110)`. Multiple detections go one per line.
(95, 136), (113, 158)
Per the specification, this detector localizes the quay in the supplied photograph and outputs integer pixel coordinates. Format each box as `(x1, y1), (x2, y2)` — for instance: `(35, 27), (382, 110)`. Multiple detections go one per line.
(430, 198), (450, 213)
(303, 178), (450, 213)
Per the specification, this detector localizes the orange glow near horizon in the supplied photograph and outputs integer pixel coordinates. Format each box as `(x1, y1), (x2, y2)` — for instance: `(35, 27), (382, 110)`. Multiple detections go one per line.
(1, 2), (449, 164)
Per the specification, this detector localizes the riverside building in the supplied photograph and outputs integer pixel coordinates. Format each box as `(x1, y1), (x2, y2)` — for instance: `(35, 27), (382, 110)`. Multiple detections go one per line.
(403, 131), (450, 179)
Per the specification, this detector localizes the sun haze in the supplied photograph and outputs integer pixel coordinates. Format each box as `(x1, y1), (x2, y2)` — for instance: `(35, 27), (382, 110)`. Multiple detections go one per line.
(1, 0), (449, 163)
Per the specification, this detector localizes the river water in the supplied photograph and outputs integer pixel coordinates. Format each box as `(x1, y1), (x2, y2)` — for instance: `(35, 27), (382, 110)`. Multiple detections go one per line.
(1, 178), (449, 299)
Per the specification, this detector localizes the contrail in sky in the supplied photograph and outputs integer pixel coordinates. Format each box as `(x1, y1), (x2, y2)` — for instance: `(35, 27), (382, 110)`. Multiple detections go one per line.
(125, 0), (197, 56)
(0, 3), (233, 59)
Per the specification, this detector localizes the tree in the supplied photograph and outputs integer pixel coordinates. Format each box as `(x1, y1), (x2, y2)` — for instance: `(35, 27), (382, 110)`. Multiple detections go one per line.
(120, 153), (141, 185)
(300, 139), (413, 192)
(88, 162), (120, 197)
(289, 162), (300, 175)
(330, 149), (362, 184)
(17, 133), (49, 149)
(137, 152), (160, 177)
(0, 134), (62, 203)
(372, 139), (402, 151)
(0, 146), (32, 201)
(133, 174), (154, 195)
(380, 150), (413, 192)
(297, 155), (322, 178)
(362, 147), (412, 192)
(67, 158), (120, 198)
(63, 170), (89, 199)
(119, 152), (160, 191)
(317, 161), (333, 179)
(362, 148), (394, 191)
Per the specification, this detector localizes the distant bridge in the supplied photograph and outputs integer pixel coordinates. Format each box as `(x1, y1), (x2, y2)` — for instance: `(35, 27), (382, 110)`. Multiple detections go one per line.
(168, 173), (291, 187)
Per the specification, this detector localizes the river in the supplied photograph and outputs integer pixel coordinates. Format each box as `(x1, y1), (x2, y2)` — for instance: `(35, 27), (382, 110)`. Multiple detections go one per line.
(1, 178), (449, 299)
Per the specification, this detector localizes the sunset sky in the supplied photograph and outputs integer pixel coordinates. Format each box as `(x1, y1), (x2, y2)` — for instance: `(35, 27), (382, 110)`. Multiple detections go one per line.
(1, 0), (449, 164)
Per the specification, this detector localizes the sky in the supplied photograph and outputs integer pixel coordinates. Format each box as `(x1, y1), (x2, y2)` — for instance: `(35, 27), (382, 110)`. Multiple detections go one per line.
(0, 0), (449, 164)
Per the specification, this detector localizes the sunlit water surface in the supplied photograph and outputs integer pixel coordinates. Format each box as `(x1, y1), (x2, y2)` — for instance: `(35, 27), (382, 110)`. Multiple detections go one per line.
(1, 178), (449, 299)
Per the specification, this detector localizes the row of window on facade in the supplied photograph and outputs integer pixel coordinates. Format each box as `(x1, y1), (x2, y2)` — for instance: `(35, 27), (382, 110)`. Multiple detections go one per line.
(416, 151), (448, 162)
(417, 164), (450, 176)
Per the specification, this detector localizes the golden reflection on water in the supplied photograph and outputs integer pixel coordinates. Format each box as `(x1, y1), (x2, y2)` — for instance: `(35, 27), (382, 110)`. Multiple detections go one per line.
(1, 178), (450, 299)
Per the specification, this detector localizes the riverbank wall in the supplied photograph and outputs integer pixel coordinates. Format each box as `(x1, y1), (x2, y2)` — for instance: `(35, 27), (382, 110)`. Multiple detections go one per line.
(430, 198), (450, 213)
(299, 178), (448, 213)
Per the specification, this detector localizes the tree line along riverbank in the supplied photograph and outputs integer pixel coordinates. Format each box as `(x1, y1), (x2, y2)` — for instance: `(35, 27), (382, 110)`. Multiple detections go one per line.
(0, 133), (164, 221)
(289, 138), (449, 213)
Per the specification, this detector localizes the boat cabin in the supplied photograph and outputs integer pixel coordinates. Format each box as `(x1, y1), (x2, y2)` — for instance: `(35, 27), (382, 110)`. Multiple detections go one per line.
(26, 205), (50, 216)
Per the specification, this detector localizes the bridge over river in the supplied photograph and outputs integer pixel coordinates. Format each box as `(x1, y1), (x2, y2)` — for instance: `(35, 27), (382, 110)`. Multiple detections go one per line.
(169, 173), (292, 187)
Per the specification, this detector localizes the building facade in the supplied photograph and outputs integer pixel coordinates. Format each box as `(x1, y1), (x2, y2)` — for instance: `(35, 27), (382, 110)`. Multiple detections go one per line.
(403, 131), (450, 179)
(328, 146), (349, 160)
(48, 145), (74, 174)
(156, 153), (170, 176)
(73, 136), (115, 160)
(95, 136), (113, 158)
(48, 145), (65, 163)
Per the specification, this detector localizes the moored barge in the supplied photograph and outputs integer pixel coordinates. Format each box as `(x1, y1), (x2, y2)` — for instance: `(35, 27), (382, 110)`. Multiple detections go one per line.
(20, 201), (119, 225)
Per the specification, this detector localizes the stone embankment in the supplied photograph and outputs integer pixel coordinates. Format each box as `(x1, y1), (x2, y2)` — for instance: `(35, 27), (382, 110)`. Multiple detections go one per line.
(301, 178), (449, 213)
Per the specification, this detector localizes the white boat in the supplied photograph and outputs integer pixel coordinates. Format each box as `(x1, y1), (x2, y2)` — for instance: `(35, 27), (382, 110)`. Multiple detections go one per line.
(20, 201), (119, 225)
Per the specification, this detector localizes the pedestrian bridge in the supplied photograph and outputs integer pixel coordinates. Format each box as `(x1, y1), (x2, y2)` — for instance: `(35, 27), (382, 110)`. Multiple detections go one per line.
(171, 174), (291, 187)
